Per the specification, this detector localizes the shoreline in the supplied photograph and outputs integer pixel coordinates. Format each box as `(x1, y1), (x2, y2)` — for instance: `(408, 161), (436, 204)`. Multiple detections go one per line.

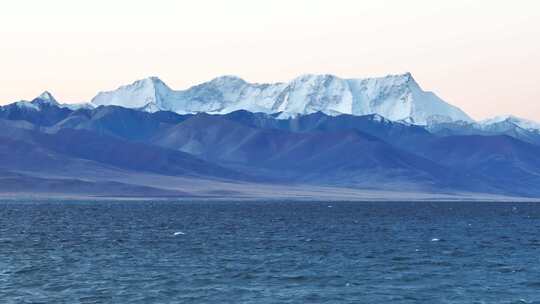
(1, 191), (538, 203)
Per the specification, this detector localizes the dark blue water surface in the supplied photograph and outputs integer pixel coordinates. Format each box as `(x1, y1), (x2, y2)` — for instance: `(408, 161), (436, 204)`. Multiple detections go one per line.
(2, 200), (540, 303)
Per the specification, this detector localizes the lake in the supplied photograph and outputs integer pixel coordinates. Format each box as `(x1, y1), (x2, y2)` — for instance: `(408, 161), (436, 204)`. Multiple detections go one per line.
(1, 200), (540, 303)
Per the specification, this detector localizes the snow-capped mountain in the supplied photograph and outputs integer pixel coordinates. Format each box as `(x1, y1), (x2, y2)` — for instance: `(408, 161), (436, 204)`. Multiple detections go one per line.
(479, 115), (540, 132)
(9, 91), (94, 111)
(90, 73), (472, 125)
(2, 86), (540, 198)
(426, 114), (540, 146)
(34, 91), (59, 106)
(11, 91), (59, 111)
(60, 102), (95, 111)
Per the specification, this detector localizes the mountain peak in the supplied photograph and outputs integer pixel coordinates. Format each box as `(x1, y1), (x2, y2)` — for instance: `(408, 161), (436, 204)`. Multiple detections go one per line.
(400, 72), (415, 83)
(131, 76), (167, 88)
(377, 72), (417, 87)
(38, 90), (55, 100)
(400, 71), (413, 79)
(33, 91), (59, 105)
(147, 76), (168, 85)
(37, 91), (57, 102)
(481, 115), (540, 131)
(209, 75), (247, 85)
(91, 76), (173, 109)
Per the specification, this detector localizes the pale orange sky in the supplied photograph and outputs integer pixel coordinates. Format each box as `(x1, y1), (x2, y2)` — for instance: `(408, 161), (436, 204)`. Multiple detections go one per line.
(1, 0), (539, 121)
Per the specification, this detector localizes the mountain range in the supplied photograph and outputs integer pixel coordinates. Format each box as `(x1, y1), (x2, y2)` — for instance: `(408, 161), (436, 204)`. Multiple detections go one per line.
(90, 73), (472, 125)
(1, 73), (539, 199)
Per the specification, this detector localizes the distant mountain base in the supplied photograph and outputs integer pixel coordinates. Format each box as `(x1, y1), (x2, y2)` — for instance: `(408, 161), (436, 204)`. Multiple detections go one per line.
(0, 171), (192, 197)
(0, 171), (536, 202)
(1, 99), (539, 199)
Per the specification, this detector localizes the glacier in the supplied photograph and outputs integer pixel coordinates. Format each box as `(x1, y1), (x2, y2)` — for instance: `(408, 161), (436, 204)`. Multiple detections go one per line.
(90, 73), (473, 125)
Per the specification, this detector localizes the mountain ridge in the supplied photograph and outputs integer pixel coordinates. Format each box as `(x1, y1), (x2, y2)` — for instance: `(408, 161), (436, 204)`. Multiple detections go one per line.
(5, 74), (539, 129)
(90, 73), (473, 125)
(0, 100), (539, 197)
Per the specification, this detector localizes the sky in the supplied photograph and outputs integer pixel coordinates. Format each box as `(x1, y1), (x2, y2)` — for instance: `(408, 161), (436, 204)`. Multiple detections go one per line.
(1, 0), (539, 121)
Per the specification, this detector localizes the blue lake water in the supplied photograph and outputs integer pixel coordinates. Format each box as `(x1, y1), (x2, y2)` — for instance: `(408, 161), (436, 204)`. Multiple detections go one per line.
(1, 200), (540, 303)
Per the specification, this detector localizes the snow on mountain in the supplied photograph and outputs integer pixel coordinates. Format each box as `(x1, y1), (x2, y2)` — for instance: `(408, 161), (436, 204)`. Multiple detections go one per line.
(479, 115), (540, 132)
(61, 103), (95, 110)
(90, 73), (473, 125)
(91, 77), (166, 109)
(5, 91), (94, 111)
(14, 101), (40, 111)
(11, 91), (62, 110)
(33, 91), (59, 105)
